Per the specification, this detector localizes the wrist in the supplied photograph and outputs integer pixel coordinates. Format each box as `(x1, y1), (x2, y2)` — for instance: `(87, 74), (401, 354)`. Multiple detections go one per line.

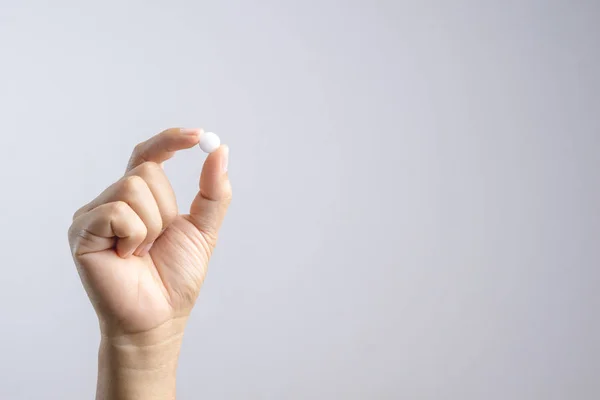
(96, 317), (187, 400)
(100, 316), (188, 350)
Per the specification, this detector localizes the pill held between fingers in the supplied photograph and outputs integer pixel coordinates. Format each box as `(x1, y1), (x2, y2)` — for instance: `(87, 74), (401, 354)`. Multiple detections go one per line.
(198, 131), (221, 153)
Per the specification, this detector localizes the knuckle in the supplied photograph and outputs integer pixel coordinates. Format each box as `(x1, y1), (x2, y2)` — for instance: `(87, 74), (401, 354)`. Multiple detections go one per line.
(161, 128), (178, 138)
(220, 189), (233, 208)
(162, 212), (177, 228)
(162, 204), (179, 224)
(147, 219), (163, 236)
(223, 181), (233, 202)
(166, 209), (178, 223)
(72, 201), (94, 221)
(132, 142), (146, 156)
(109, 201), (129, 218)
(121, 175), (146, 193)
(137, 161), (162, 176)
(128, 142), (148, 166)
(67, 221), (78, 244)
(72, 207), (85, 221)
(141, 214), (162, 240)
(133, 222), (148, 241)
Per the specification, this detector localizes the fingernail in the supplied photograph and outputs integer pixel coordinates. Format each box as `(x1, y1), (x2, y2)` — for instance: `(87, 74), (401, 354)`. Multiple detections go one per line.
(221, 145), (229, 173)
(180, 128), (201, 136)
(140, 242), (153, 256)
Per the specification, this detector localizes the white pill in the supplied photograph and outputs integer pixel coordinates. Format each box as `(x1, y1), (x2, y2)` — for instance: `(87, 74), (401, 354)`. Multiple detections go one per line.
(198, 131), (221, 153)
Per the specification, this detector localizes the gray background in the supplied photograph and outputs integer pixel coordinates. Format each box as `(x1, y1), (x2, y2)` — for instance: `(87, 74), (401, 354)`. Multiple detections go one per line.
(0, 0), (599, 399)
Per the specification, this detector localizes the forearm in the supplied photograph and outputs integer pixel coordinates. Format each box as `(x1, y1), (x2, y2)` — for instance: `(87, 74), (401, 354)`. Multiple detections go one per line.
(96, 318), (187, 400)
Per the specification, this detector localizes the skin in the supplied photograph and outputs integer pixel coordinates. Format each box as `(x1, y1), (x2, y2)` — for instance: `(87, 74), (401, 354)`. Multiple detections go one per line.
(68, 128), (232, 400)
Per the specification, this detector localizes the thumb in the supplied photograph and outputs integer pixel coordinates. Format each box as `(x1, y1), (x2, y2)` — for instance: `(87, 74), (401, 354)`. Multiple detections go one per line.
(187, 145), (232, 243)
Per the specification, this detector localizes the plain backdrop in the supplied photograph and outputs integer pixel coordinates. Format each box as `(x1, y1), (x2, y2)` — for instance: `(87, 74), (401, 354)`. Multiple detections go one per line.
(1, 1), (599, 399)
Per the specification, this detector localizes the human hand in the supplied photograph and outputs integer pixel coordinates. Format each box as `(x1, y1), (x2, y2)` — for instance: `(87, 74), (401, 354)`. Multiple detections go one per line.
(68, 128), (231, 399)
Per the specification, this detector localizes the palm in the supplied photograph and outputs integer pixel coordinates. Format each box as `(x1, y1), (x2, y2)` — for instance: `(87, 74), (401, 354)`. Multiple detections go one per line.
(77, 216), (213, 333)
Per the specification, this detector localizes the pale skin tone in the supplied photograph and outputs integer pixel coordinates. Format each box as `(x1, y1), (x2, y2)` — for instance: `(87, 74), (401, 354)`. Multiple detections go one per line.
(68, 128), (231, 400)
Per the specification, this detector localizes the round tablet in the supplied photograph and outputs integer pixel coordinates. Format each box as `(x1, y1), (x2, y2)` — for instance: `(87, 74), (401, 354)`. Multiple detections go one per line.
(198, 131), (220, 153)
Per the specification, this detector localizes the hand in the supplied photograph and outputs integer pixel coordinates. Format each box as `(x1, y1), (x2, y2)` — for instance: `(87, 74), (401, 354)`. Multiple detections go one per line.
(69, 127), (231, 335)
(68, 128), (231, 399)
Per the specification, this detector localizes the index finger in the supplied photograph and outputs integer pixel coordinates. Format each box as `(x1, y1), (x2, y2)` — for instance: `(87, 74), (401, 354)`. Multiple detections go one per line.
(126, 128), (202, 172)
